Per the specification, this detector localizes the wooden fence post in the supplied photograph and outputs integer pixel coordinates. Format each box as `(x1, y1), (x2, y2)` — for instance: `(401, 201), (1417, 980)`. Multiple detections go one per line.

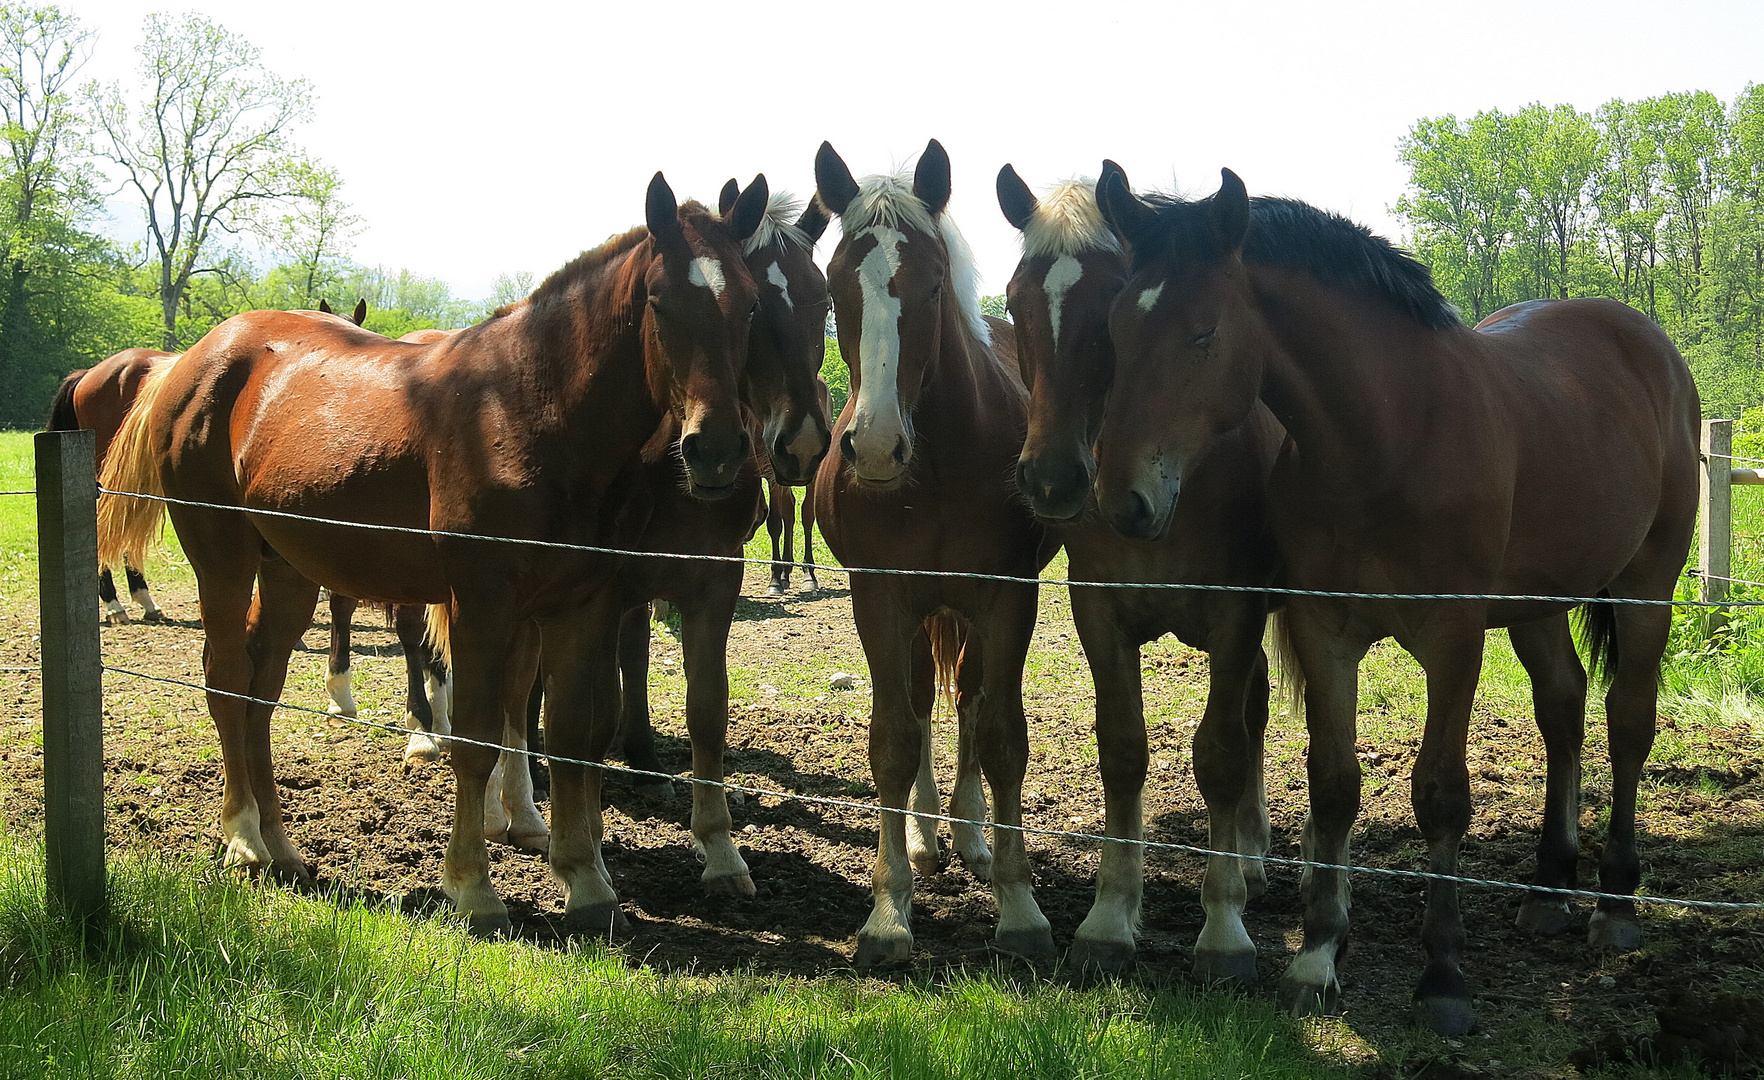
(36, 429), (106, 926)
(1701, 419), (1733, 639)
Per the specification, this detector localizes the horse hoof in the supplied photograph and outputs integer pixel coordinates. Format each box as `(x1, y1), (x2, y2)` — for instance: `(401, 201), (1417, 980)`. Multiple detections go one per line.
(804, 576), (819, 593)
(631, 776), (675, 799)
(327, 703), (358, 719)
(1278, 978), (1340, 1017)
(703, 871), (756, 897)
(993, 925), (1056, 962)
(103, 611), (128, 627)
(141, 608), (166, 624)
(266, 860), (314, 888)
(1243, 868), (1268, 901)
(854, 933), (913, 968)
(1193, 948), (1259, 986)
(767, 583), (786, 598)
(1587, 911), (1643, 952)
(561, 902), (630, 940)
(403, 736), (442, 765)
(1067, 937), (1136, 975)
(1515, 898), (1572, 936)
(1413, 995), (1477, 1036)
(506, 830), (550, 854)
(467, 911), (514, 939)
(959, 852), (994, 883)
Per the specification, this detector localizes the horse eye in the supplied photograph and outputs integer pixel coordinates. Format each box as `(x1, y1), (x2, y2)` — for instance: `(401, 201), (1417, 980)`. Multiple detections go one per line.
(1189, 327), (1216, 346)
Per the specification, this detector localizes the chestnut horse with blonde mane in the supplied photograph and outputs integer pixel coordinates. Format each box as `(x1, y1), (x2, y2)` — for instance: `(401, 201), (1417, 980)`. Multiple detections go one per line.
(99, 173), (774, 934)
(998, 163), (1283, 980)
(1095, 169), (1697, 1034)
(814, 139), (1057, 965)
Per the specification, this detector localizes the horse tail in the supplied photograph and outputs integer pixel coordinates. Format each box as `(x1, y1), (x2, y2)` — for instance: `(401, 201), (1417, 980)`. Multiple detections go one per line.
(425, 602), (454, 671)
(925, 610), (967, 717)
(96, 363), (173, 571)
(1265, 608), (1305, 723)
(45, 369), (86, 432)
(1577, 598), (1618, 688)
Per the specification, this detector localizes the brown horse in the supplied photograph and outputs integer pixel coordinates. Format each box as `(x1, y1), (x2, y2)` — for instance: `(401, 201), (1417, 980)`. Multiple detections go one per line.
(1094, 169), (1697, 1034)
(814, 139), (1057, 964)
(46, 347), (174, 624)
(99, 172), (774, 934)
(764, 379), (831, 596)
(997, 163), (1283, 979)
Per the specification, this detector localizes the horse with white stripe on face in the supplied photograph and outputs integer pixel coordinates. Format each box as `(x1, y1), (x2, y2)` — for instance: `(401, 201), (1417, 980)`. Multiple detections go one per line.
(999, 163), (1284, 979)
(812, 139), (1058, 965)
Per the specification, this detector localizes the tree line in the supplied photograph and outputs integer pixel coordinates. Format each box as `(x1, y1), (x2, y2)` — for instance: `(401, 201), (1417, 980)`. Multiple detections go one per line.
(0, 5), (498, 427)
(1397, 88), (1764, 418)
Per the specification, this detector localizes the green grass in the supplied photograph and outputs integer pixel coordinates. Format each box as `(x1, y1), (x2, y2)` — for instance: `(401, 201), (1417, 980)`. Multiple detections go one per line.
(0, 837), (1352, 1080)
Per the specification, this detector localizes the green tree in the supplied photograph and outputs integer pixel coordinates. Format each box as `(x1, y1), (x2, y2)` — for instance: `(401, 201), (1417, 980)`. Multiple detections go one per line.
(87, 12), (314, 348)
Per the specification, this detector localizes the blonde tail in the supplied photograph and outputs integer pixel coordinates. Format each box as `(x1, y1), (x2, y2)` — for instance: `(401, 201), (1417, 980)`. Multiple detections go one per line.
(924, 610), (967, 720)
(1265, 609), (1305, 723)
(96, 364), (173, 571)
(425, 602), (453, 670)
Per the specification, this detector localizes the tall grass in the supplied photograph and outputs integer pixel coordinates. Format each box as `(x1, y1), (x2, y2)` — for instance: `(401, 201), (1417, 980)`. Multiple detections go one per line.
(0, 838), (1349, 1079)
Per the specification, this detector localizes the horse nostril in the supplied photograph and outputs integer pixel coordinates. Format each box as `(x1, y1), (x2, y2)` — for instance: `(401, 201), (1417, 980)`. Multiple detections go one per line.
(891, 436), (907, 465)
(680, 432), (702, 465)
(839, 430), (856, 465)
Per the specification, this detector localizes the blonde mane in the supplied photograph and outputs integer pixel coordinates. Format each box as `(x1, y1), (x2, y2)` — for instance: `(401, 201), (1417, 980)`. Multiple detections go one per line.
(743, 191), (814, 256)
(839, 168), (989, 346)
(1022, 179), (1120, 260)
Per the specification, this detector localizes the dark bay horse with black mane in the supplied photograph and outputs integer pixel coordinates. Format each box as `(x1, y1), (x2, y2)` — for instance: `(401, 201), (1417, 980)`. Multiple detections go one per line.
(99, 173), (774, 934)
(814, 139), (1058, 964)
(998, 163), (1282, 979)
(1095, 169), (1697, 1034)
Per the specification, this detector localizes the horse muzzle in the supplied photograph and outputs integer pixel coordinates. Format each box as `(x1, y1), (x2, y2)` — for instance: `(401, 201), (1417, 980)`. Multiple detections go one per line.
(1016, 451), (1094, 523)
(679, 426), (750, 500)
(1097, 475), (1177, 541)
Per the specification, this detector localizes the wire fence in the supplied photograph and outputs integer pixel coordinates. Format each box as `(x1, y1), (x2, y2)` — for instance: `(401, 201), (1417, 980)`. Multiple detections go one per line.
(94, 661), (1764, 913)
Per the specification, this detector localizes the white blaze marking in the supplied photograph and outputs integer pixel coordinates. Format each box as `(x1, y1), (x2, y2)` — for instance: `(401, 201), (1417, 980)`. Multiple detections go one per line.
(1137, 282), (1164, 312)
(689, 256), (725, 298)
(1042, 254), (1084, 347)
(851, 226), (908, 471)
(765, 262), (793, 311)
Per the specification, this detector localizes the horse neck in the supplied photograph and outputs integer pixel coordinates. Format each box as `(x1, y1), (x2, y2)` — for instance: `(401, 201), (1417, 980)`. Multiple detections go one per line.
(1250, 266), (1457, 488)
(915, 296), (1005, 435)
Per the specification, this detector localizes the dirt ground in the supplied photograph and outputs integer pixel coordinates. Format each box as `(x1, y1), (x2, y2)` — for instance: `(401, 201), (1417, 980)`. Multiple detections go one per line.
(2, 560), (1762, 1077)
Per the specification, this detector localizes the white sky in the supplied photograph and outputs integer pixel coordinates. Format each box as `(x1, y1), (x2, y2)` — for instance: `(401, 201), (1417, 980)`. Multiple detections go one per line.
(60, 0), (1764, 304)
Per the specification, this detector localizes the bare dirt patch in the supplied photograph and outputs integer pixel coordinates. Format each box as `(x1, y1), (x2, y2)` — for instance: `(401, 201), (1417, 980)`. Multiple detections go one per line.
(3, 562), (1762, 1076)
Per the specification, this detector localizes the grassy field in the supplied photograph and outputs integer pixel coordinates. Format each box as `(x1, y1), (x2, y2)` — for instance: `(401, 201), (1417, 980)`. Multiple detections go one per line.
(1, 428), (1758, 1078)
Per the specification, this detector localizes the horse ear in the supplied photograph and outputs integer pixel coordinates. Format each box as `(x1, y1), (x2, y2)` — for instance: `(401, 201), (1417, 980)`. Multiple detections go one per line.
(1100, 159), (1130, 197)
(318, 299), (332, 314)
(646, 171), (686, 250)
(815, 141), (859, 217)
(718, 178), (740, 218)
(728, 173), (770, 242)
(1213, 168), (1249, 252)
(795, 195), (831, 242)
(913, 138), (952, 216)
(351, 299), (367, 326)
(996, 163), (1036, 232)
(1098, 167), (1156, 247)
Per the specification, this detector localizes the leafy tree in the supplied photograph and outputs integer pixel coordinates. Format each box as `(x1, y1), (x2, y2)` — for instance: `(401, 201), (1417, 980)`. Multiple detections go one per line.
(86, 12), (314, 348)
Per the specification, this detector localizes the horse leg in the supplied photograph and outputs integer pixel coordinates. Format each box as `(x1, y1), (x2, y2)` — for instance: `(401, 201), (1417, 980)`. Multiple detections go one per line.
(766, 482), (792, 597)
(904, 628), (945, 876)
(539, 590), (628, 936)
(973, 582), (1052, 960)
(1191, 610), (1271, 986)
(393, 604), (444, 764)
(485, 628), (547, 853)
(524, 665), (545, 795)
(1066, 588), (1144, 973)
(616, 603), (672, 794)
(948, 646), (993, 882)
(325, 593), (358, 718)
(680, 573), (754, 895)
(240, 552), (323, 880)
(1508, 614), (1586, 935)
(1590, 600), (1670, 951)
(439, 612), (520, 933)
(100, 565), (128, 625)
(1237, 647), (1274, 898)
(1277, 612), (1369, 1019)
(1405, 621), (1486, 1036)
(853, 586), (926, 966)
(124, 560), (164, 622)
(800, 480), (819, 594)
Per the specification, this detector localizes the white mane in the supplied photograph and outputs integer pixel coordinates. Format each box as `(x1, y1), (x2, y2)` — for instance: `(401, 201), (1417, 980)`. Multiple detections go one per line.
(838, 168), (990, 346)
(742, 191), (814, 256)
(1022, 179), (1120, 259)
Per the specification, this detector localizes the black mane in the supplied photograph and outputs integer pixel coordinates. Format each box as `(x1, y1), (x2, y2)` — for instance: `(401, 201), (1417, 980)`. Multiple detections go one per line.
(1131, 192), (1460, 330)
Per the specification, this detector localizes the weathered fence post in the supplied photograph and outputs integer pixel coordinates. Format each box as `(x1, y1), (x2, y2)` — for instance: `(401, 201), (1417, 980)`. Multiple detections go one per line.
(1701, 419), (1733, 638)
(36, 429), (106, 926)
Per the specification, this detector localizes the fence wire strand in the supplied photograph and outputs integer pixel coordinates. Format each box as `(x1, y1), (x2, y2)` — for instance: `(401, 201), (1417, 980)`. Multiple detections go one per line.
(97, 661), (1764, 914)
(97, 487), (1764, 609)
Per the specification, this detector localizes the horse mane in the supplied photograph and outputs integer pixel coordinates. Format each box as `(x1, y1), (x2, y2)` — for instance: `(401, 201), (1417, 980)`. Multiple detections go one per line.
(1130, 192), (1460, 330)
(841, 168), (990, 347)
(1022, 180), (1120, 259)
(519, 225), (651, 314)
(742, 191), (813, 256)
